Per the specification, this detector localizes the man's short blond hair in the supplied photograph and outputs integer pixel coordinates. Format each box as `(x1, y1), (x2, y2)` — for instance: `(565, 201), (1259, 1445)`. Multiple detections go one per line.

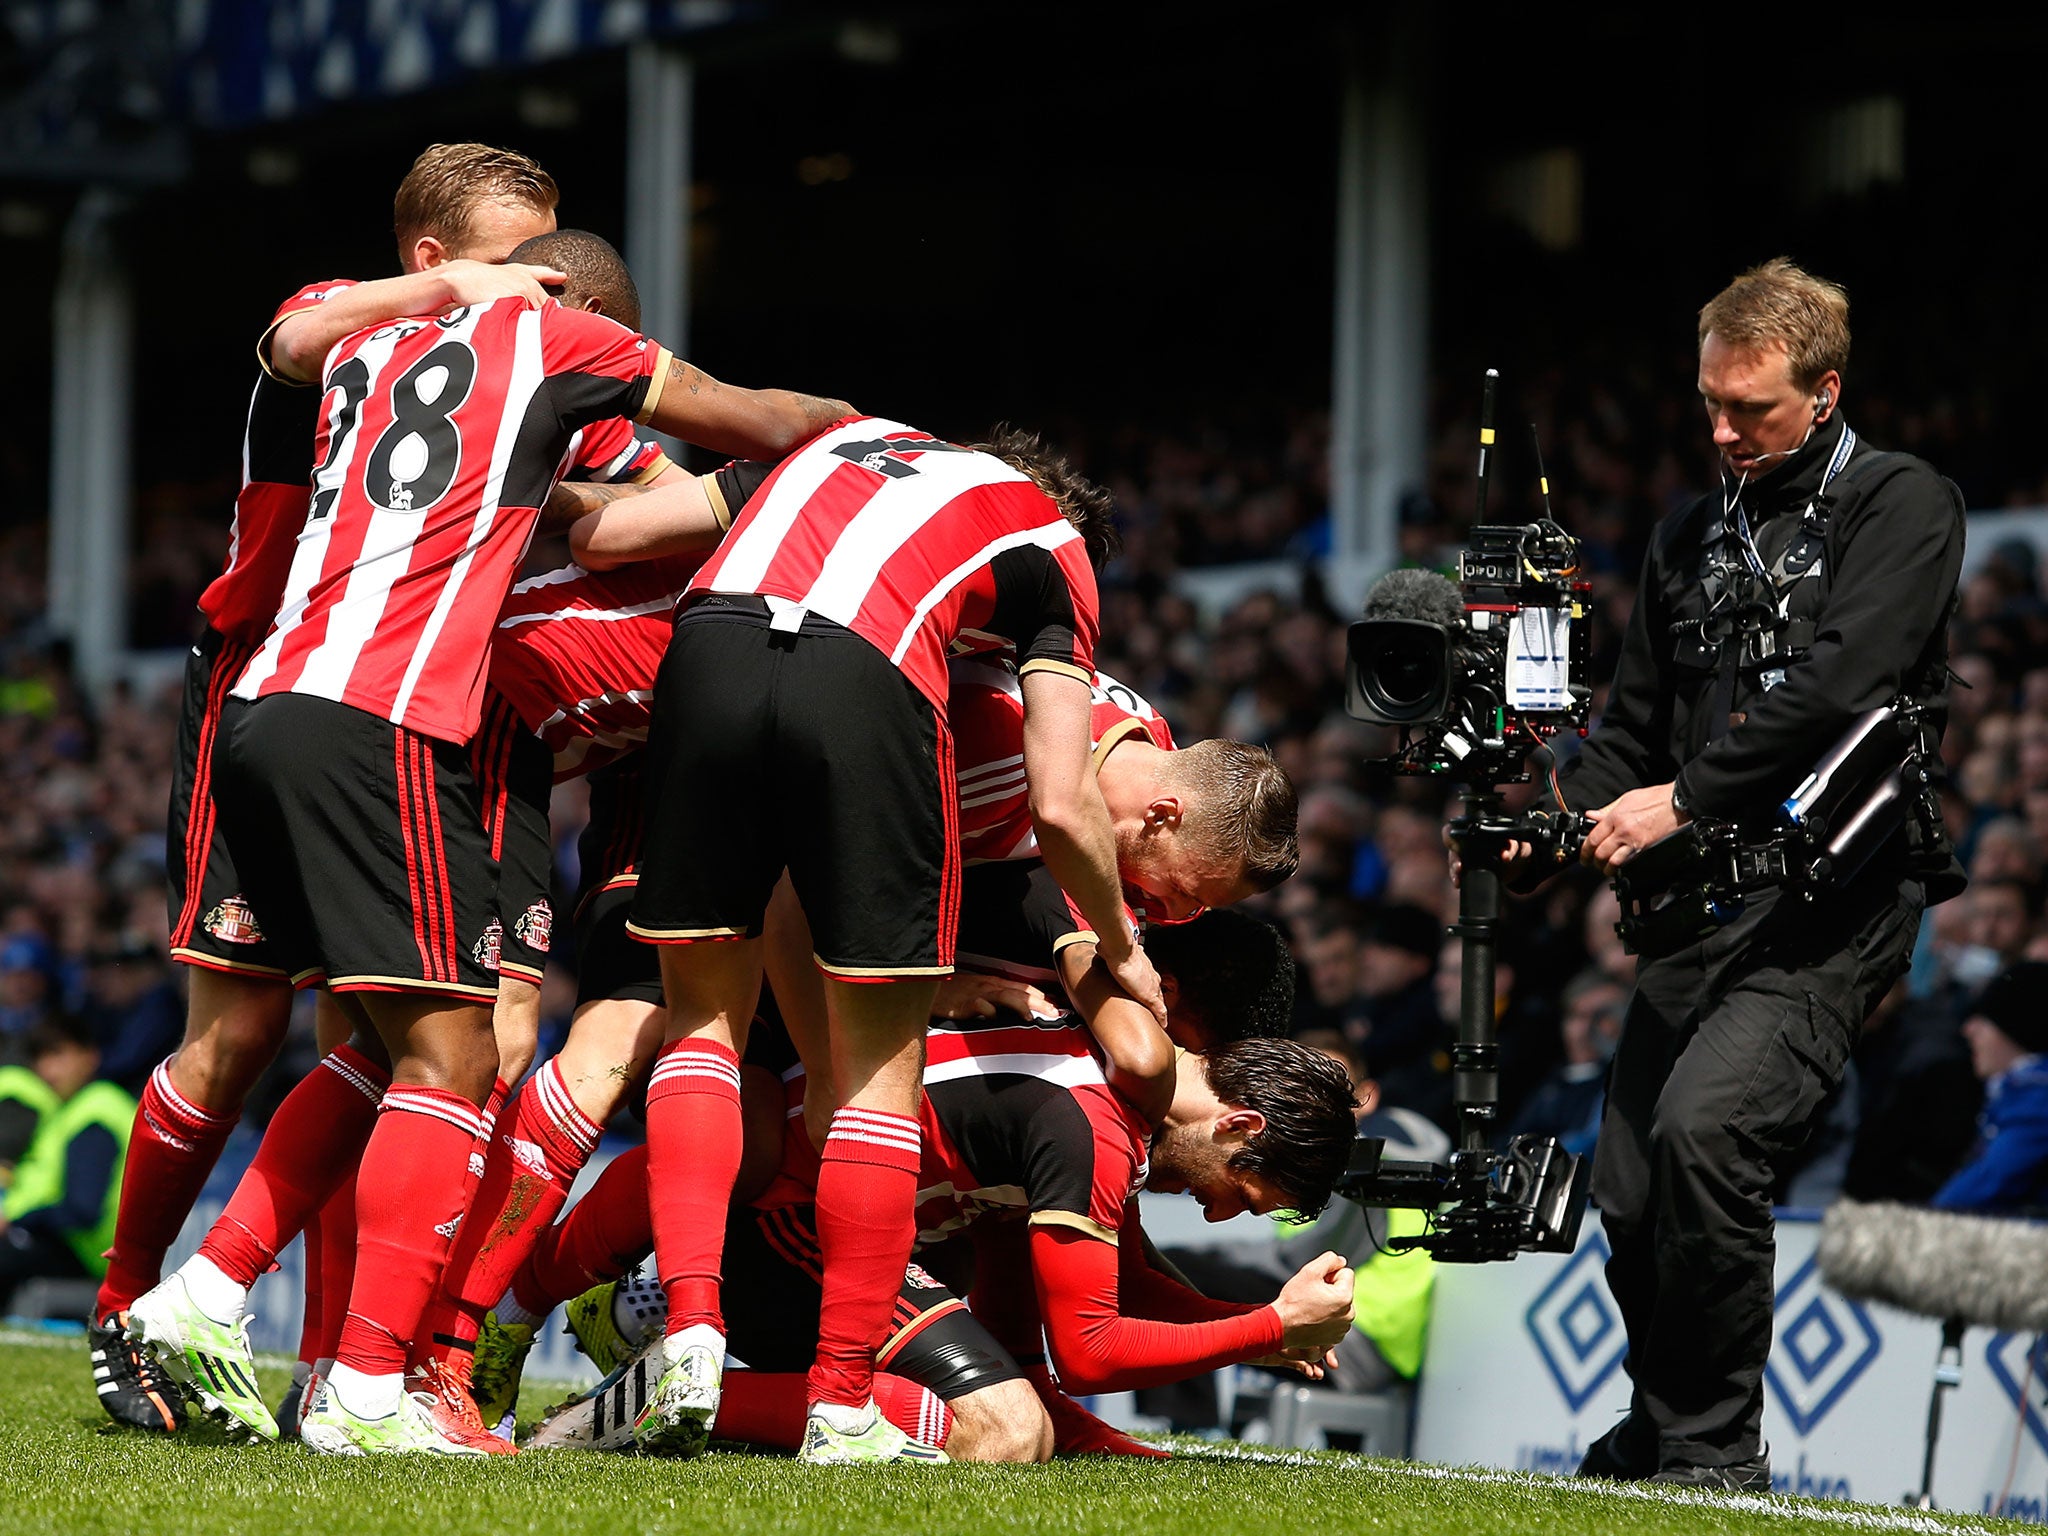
(1698, 257), (1850, 388)
(393, 143), (560, 260)
(1169, 739), (1299, 891)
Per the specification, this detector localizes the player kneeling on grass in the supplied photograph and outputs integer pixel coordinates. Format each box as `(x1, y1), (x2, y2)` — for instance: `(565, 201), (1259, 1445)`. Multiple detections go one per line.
(499, 902), (1358, 1459)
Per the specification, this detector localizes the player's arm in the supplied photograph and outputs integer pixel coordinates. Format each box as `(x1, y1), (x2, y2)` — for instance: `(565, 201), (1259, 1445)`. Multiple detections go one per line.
(1115, 1204), (1266, 1324)
(263, 260), (562, 384)
(1056, 938), (1174, 1126)
(1020, 667), (1167, 1030)
(551, 460), (772, 566)
(1027, 1224), (1352, 1394)
(635, 352), (851, 461)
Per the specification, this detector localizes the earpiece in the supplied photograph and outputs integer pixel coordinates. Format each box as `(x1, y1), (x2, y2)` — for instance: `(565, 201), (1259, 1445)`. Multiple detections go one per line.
(1814, 389), (1832, 413)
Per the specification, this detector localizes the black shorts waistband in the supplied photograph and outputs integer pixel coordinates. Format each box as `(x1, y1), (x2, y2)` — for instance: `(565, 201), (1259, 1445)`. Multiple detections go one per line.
(678, 593), (855, 640)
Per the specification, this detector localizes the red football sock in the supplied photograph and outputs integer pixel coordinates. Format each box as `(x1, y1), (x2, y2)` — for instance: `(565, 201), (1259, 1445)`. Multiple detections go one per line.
(808, 1107), (921, 1411)
(514, 1142), (652, 1316)
(644, 1038), (743, 1335)
(198, 1044), (387, 1289)
(335, 1085), (487, 1378)
(315, 1171), (358, 1362)
(874, 1371), (955, 1450)
(417, 1061), (601, 1369)
(716, 1371), (952, 1451)
(297, 1203), (325, 1367)
(97, 1058), (240, 1316)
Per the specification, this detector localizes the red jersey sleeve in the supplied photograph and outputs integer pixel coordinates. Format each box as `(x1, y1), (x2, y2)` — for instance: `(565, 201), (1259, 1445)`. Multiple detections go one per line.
(255, 278), (360, 384)
(1028, 1224), (1284, 1393)
(570, 414), (673, 485)
(537, 302), (668, 433)
(1116, 1206), (1267, 1324)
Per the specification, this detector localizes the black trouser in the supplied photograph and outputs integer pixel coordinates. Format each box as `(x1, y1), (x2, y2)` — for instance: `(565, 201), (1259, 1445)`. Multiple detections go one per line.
(1592, 872), (1923, 1469)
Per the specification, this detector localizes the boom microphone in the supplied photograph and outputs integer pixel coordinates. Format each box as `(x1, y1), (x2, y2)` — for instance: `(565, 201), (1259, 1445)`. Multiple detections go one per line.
(1363, 567), (1465, 627)
(1817, 1199), (2048, 1334)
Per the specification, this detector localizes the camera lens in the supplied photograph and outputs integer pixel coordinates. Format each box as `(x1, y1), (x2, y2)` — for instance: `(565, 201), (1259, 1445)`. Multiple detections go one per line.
(1346, 620), (1452, 726)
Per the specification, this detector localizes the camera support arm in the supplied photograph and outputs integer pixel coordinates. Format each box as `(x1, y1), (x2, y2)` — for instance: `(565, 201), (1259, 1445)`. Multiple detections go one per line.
(1448, 790), (1512, 1156)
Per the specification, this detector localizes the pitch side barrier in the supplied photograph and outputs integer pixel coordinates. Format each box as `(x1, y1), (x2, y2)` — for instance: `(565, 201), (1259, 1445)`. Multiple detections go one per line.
(1416, 1212), (2048, 1517)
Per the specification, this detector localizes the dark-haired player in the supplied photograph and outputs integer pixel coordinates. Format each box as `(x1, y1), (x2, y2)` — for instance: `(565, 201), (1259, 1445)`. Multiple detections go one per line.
(128, 225), (850, 1456)
(513, 888), (1355, 1459)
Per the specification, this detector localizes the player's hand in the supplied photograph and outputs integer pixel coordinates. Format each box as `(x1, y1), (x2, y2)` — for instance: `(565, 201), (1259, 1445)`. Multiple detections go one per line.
(1581, 783), (1683, 875)
(1100, 940), (1168, 1030)
(1245, 1346), (1340, 1380)
(437, 258), (565, 312)
(933, 971), (1058, 1021)
(1273, 1251), (1355, 1350)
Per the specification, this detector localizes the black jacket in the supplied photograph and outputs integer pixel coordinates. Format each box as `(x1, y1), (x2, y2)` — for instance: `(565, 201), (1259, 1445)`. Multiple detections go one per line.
(1560, 415), (1964, 842)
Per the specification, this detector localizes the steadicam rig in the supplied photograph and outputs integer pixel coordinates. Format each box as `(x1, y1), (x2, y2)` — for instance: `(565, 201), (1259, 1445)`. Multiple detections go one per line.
(1336, 371), (1593, 1263)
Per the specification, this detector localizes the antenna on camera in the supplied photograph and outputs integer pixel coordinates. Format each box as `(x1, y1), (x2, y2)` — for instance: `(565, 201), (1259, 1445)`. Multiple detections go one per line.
(1529, 422), (1555, 523)
(1474, 368), (1499, 523)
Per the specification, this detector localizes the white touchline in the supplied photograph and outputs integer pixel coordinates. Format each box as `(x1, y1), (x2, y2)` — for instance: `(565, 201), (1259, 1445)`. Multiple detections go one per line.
(1165, 1442), (2009, 1536)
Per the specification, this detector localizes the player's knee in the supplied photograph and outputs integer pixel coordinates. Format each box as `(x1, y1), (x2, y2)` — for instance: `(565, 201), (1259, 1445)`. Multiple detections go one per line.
(176, 970), (293, 1096)
(492, 976), (542, 1081)
(945, 1379), (1054, 1463)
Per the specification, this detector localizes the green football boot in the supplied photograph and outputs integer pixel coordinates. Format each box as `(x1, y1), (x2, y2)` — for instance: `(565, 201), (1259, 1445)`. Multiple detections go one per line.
(798, 1401), (949, 1465)
(125, 1271), (278, 1441)
(467, 1312), (538, 1429)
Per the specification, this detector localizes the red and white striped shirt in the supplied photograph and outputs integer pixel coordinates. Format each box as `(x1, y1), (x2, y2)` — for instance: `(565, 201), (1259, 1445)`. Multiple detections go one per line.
(200, 280), (360, 644)
(233, 297), (669, 745)
(688, 417), (1099, 714)
(949, 657), (1176, 864)
(489, 553), (702, 780)
(202, 282), (665, 648)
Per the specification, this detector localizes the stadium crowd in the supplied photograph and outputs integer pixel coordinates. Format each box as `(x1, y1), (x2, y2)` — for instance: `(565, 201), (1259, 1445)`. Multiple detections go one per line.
(4, 182), (2047, 1462)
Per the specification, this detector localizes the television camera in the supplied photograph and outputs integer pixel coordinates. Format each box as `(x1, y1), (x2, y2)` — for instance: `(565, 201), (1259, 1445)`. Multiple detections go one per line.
(1336, 370), (1594, 1263)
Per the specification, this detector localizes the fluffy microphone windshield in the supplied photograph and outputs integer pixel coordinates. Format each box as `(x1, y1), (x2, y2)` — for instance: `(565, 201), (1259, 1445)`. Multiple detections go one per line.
(1363, 567), (1466, 628)
(1817, 1199), (2048, 1333)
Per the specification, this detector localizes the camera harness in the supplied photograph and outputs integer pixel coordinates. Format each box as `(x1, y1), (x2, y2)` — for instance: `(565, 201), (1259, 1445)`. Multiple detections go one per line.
(1698, 424), (1860, 734)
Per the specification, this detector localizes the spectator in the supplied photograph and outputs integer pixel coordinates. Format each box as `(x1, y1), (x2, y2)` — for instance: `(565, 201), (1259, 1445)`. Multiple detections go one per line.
(0, 936), (53, 1048)
(1930, 962), (2048, 1213)
(78, 940), (182, 1096)
(1348, 905), (1443, 1074)
(0, 1052), (55, 1176)
(1507, 971), (1625, 1155)
(0, 1017), (134, 1314)
(1292, 923), (1359, 1036)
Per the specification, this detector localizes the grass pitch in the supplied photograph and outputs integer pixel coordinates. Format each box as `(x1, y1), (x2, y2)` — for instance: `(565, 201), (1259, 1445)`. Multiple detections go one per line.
(0, 1329), (2031, 1536)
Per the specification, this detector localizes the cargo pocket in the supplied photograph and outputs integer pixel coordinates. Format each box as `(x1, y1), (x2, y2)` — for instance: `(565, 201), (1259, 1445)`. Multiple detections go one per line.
(1724, 993), (1853, 1158)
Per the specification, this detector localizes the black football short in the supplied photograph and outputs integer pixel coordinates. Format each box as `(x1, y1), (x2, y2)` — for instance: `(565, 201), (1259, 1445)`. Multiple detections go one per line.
(166, 627), (288, 980)
(724, 1202), (1023, 1401)
(573, 883), (662, 1008)
(471, 689), (557, 985)
(628, 599), (961, 976)
(214, 692), (499, 1000)
(570, 760), (659, 1007)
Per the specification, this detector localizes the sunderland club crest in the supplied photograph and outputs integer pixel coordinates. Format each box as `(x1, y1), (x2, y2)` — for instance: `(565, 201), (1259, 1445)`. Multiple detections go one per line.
(514, 900), (554, 955)
(203, 895), (265, 945)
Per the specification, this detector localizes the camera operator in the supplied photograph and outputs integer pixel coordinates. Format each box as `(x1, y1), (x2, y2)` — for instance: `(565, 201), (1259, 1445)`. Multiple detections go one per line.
(1525, 260), (1966, 1489)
